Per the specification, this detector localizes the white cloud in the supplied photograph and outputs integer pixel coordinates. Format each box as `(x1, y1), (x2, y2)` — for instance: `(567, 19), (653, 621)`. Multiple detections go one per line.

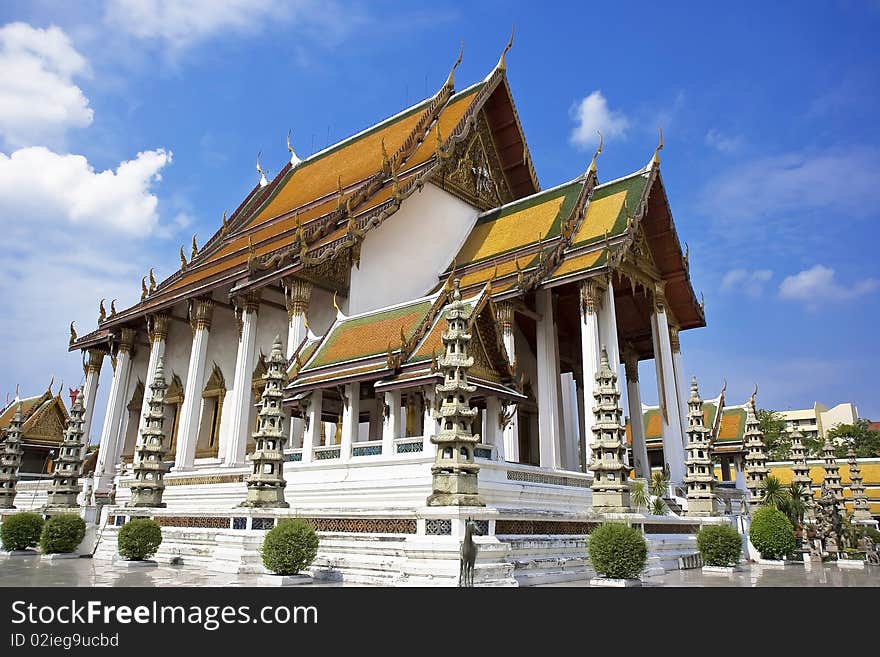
(700, 148), (880, 235)
(705, 129), (743, 154)
(569, 90), (629, 148)
(720, 268), (772, 298)
(0, 146), (172, 237)
(0, 22), (93, 148)
(779, 264), (879, 306)
(103, 0), (365, 53)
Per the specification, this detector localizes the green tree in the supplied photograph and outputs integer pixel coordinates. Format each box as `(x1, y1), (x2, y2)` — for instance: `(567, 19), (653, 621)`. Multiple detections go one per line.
(760, 475), (790, 510)
(784, 482), (806, 527)
(825, 419), (880, 458)
(757, 409), (790, 460)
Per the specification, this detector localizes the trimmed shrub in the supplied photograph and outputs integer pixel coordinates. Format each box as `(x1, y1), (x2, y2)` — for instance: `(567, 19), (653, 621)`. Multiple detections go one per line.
(749, 506), (796, 560)
(587, 523), (647, 579)
(696, 523), (742, 566)
(40, 514), (86, 554)
(117, 519), (162, 561)
(262, 519), (319, 576)
(1, 512), (44, 551)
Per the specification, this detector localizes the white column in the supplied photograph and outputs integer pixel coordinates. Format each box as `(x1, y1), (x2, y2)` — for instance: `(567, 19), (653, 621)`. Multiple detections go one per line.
(339, 382), (360, 462)
(561, 373), (579, 470)
(496, 302), (520, 463)
(422, 386), (437, 453)
(624, 350), (650, 479)
(382, 389), (401, 456)
(94, 328), (135, 494)
(670, 326), (689, 449)
(484, 396), (503, 460)
(174, 298), (213, 470)
(598, 281), (621, 377)
(579, 280), (602, 464)
(576, 383), (586, 472)
(80, 347), (106, 458)
(221, 292), (260, 467)
(651, 290), (686, 484)
(301, 389), (323, 464)
(137, 313), (169, 437)
(283, 277), (312, 359)
(734, 454), (747, 491)
(535, 288), (564, 469)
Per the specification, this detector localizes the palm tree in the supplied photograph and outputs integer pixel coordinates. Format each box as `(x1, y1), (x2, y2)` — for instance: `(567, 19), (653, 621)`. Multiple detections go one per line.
(650, 470), (669, 498)
(785, 482), (807, 526)
(760, 475), (790, 510)
(631, 481), (649, 513)
(651, 496), (668, 516)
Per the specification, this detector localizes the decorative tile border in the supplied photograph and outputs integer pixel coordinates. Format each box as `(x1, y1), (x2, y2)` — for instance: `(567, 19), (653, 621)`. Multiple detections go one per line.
(251, 518), (275, 531)
(232, 517), (247, 530)
(474, 447), (492, 459)
(426, 519), (452, 535)
(154, 516), (231, 529)
(284, 453), (303, 462)
(352, 445), (382, 457)
(120, 474), (246, 488)
(314, 448), (341, 460)
(395, 441), (423, 453)
(506, 470), (591, 488)
(495, 520), (599, 535)
(642, 523), (700, 535)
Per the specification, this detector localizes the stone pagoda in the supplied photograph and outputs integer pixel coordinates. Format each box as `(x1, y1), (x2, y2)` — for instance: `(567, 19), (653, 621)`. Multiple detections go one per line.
(46, 387), (86, 510)
(743, 390), (768, 508)
(0, 402), (24, 509)
(683, 377), (715, 516)
(846, 448), (874, 524)
(820, 440), (844, 514)
(241, 336), (290, 508)
(790, 429), (814, 514)
(427, 279), (483, 507)
(128, 358), (169, 508)
(588, 348), (631, 513)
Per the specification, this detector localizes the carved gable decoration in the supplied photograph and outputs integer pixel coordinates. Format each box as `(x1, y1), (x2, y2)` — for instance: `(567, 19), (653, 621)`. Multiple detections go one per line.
(166, 373), (184, 404)
(204, 364), (226, 397)
(467, 306), (511, 384)
(24, 400), (67, 445)
(434, 111), (514, 211)
(127, 381), (144, 412)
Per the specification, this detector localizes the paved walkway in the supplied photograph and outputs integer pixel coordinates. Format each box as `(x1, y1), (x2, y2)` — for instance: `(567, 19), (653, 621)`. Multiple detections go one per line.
(1, 554), (878, 586)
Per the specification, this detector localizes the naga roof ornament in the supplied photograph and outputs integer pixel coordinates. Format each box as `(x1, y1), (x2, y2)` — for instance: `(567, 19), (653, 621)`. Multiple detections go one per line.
(256, 151), (268, 187)
(287, 129), (301, 167)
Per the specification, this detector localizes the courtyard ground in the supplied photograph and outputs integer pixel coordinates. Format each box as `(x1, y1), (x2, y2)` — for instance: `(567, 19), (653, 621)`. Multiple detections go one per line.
(0, 555), (878, 587)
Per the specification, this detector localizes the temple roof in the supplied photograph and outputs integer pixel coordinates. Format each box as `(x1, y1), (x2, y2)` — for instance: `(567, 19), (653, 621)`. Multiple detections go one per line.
(626, 397), (748, 452)
(287, 283), (520, 399)
(84, 58), (541, 343)
(0, 390), (69, 446)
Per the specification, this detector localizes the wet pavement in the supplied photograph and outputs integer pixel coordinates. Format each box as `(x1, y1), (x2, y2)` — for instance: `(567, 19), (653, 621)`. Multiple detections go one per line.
(1, 554), (878, 587)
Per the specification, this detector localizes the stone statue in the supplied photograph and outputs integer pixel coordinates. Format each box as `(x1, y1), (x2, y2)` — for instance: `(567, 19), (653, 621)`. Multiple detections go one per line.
(859, 536), (879, 565)
(459, 518), (482, 587)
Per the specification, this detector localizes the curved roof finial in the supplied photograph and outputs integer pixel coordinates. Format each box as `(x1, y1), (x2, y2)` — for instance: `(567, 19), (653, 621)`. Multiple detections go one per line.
(191, 234), (198, 260)
(256, 151), (268, 187)
(651, 126), (664, 166)
(287, 129), (301, 167)
(497, 25), (515, 71)
(69, 321), (77, 346)
(445, 40), (464, 89)
(588, 131), (603, 175)
(749, 383), (758, 408)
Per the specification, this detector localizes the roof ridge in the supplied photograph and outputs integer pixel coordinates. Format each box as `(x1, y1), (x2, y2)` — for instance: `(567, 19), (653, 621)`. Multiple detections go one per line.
(476, 177), (583, 218)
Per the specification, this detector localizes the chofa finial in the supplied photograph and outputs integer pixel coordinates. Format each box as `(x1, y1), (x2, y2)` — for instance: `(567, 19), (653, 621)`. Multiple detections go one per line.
(69, 321), (77, 345)
(256, 151), (268, 187)
(179, 245), (188, 269)
(98, 298), (107, 323)
(141, 276), (148, 300)
(750, 383), (758, 408)
(497, 25), (515, 71)
(287, 129), (301, 167)
(191, 234), (198, 260)
(110, 299), (117, 316)
(588, 131), (603, 175)
(446, 40), (464, 89)
(652, 126), (664, 166)
(148, 268), (157, 293)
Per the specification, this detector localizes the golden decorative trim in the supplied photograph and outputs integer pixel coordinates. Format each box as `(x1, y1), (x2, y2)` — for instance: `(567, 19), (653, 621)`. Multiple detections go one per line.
(146, 312), (169, 344)
(188, 297), (214, 335)
(283, 277), (312, 319)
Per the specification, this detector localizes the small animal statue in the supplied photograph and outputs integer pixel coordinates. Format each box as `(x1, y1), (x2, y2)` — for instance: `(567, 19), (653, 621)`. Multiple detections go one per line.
(459, 518), (482, 587)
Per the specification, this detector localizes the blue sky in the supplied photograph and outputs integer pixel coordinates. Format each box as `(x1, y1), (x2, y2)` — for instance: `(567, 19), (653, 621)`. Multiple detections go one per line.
(0, 1), (878, 425)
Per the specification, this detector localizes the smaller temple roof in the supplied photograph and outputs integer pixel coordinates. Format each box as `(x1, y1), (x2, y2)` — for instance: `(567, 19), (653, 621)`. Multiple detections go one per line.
(626, 397), (748, 453)
(0, 389), (69, 447)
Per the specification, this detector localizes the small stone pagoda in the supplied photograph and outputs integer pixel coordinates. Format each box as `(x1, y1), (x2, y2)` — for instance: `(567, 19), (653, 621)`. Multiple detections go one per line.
(846, 448), (873, 523)
(46, 387), (86, 510)
(0, 402), (24, 509)
(683, 377), (715, 516)
(790, 429), (813, 502)
(588, 348), (631, 513)
(241, 336), (290, 508)
(820, 440), (844, 514)
(427, 279), (483, 507)
(128, 358), (168, 508)
(743, 390), (768, 507)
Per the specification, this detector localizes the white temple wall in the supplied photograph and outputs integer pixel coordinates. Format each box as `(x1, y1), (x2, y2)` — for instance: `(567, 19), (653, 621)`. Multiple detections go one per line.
(119, 346), (149, 458)
(308, 287), (338, 336)
(347, 183), (479, 314)
(163, 317), (193, 388)
(203, 304), (239, 457)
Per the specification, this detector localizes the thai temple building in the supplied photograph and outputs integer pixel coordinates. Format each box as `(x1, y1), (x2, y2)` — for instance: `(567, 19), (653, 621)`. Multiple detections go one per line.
(0, 386), (70, 477)
(17, 41), (880, 583)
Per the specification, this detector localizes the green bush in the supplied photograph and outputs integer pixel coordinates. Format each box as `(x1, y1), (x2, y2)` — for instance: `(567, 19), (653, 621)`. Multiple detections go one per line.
(696, 523), (742, 566)
(749, 506), (796, 560)
(40, 514), (86, 554)
(587, 523), (647, 579)
(865, 527), (880, 544)
(262, 519), (319, 576)
(1, 512), (44, 551)
(117, 518), (162, 561)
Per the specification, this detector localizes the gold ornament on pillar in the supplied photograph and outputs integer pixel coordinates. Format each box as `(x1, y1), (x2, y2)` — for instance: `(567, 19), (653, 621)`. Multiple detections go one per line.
(146, 312), (169, 345)
(188, 298), (214, 335)
(669, 325), (681, 353)
(283, 277), (311, 320)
